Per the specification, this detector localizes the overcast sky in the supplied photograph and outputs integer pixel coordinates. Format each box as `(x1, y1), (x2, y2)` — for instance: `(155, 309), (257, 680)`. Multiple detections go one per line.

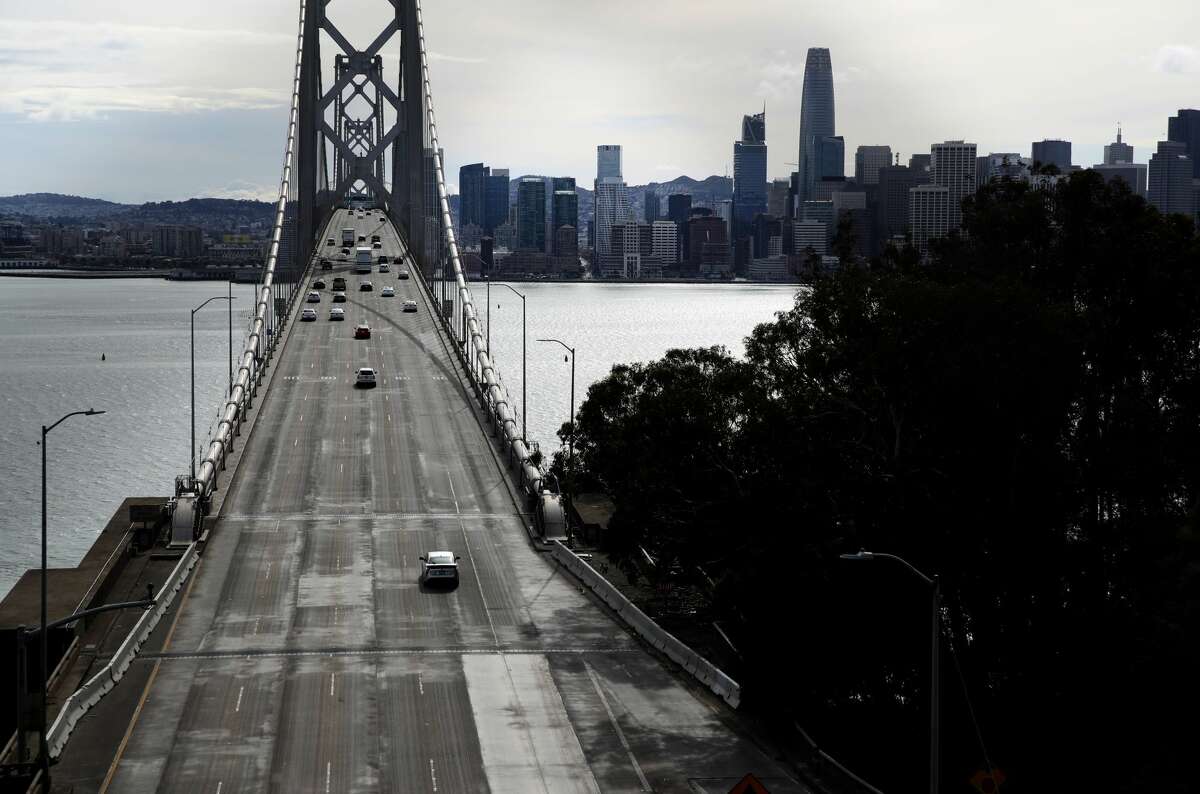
(1, 0), (1198, 203)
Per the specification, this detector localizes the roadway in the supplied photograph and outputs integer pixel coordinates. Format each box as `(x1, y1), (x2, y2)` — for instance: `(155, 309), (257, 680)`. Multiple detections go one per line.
(103, 209), (805, 793)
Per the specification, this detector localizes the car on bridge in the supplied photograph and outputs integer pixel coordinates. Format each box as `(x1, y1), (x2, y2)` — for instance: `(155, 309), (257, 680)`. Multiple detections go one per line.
(378, 255), (389, 265)
(313, 279), (326, 289)
(381, 286), (395, 297)
(397, 268), (410, 280)
(355, 367), (377, 388)
(306, 291), (321, 303)
(332, 277), (346, 290)
(360, 281), (373, 292)
(320, 259), (332, 270)
(300, 308), (317, 322)
(332, 291), (346, 303)
(402, 299), (418, 313)
(371, 234), (381, 243)
(419, 551), (460, 586)
(326, 238), (334, 246)
(379, 262), (390, 273)
(329, 307), (345, 321)
(354, 324), (371, 339)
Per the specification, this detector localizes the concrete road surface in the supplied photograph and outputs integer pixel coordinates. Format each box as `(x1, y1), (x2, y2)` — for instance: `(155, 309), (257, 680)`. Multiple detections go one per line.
(102, 210), (806, 793)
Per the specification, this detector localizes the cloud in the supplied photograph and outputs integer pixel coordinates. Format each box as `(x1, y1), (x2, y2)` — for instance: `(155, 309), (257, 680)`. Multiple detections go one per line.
(427, 51), (486, 64)
(1152, 44), (1200, 74)
(198, 180), (279, 202)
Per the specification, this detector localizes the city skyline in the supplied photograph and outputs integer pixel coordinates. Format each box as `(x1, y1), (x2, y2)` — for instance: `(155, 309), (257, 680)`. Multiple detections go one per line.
(2, 1), (1199, 202)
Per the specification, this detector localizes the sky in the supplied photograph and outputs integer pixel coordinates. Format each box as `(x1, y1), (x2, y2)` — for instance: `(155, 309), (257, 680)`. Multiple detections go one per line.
(1, 0), (1198, 203)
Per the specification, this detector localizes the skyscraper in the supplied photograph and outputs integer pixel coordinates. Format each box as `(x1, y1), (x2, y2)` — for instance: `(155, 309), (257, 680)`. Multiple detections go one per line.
(597, 145), (622, 180)
(485, 169), (509, 233)
(931, 141), (978, 230)
(459, 163), (489, 231)
(667, 193), (692, 264)
(877, 164), (928, 241)
(797, 47), (835, 202)
(1167, 109), (1200, 177)
(734, 110), (768, 229)
(768, 179), (790, 218)
(644, 191), (660, 223)
(1103, 126), (1134, 165)
(909, 184), (950, 255)
(516, 177), (546, 252)
(854, 145), (893, 185)
(552, 190), (578, 255)
(1148, 140), (1194, 218)
(1031, 139), (1072, 172)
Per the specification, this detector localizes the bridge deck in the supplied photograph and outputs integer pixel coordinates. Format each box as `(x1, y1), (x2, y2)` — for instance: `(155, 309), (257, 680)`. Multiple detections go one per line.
(104, 209), (803, 793)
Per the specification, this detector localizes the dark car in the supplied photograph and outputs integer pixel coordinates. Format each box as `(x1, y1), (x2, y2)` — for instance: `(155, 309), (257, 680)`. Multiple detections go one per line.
(354, 324), (371, 339)
(313, 279), (326, 289)
(320, 259), (332, 270)
(360, 281), (373, 292)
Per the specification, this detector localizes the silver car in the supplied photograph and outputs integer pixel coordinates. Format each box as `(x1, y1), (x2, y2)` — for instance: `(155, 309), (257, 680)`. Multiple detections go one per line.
(420, 551), (460, 586)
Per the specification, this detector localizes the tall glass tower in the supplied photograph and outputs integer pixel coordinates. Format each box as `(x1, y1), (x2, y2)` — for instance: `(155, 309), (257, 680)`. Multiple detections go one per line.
(797, 48), (835, 202)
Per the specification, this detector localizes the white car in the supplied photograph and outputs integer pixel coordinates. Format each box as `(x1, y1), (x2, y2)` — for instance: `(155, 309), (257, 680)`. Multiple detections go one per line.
(402, 299), (418, 313)
(381, 286), (395, 297)
(379, 262), (390, 273)
(306, 291), (321, 303)
(355, 367), (377, 388)
(329, 307), (345, 321)
(397, 269), (410, 280)
(420, 551), (460, 585)
(300, 308), (317, 322)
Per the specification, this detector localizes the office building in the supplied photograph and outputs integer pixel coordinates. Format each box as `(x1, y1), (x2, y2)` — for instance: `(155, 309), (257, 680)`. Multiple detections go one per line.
(931, 140), (977, 230)
(1032, 139), (1072, 172)
(651, 220), (678, 265)
(645, 191), (660, 222)
(667, 193), (692, 263)
(597, 145), (622, 180)
(768, 179), (790, 218)
(734, 110), (769, 228)
(909, 153), (932, 174)
(688, 215), (731, 275)
(594, 179), (630, 259)
(152, 225), (203, 257)
(459, 163), (489, 230)
(979, 152), (1031, 183)
(552, 190), (579, 255)
(555, 225), (578, 260)
(1103, 126), (1134, 165)
(1093, 163), (1147, 197)
(485, 169), (509, 232)
(797, 47), (836, 202)
(1168, 109), (1200, 178)
(794, 220), (827, 257)
(516, 177), (546, 251)
(854, 145), (893, 185)
(877, 164), (927, 241)
(812, 176), (848, 202)
(1148, 140), (1195, 219)
(909, 184), (950, 255)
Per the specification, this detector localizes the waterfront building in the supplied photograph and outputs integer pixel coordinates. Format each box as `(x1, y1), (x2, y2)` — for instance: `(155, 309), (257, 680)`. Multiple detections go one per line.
(552, 189), (578, 255)
(651, 220), (678, 265)
(459, 163), (489, 230)
(667, 193), (692, 263)
(516, 178), (546, 252)
(645, 191), (660, 222)
(485, 169), (509, 232)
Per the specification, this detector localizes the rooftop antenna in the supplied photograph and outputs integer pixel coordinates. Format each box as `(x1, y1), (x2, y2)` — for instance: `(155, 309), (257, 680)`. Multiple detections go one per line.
(1117, 122), (1122, 143)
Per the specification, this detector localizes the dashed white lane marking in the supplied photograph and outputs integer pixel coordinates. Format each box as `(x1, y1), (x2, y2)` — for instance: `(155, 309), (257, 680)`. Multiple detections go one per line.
(216, 782), (223, 794)
(417, 672), (424, 695)
(293, 439), (298, 447)
(264, 561), (271, 582)
(585, 661), (651, 791)
(428, 759), (438, 792)
(325, 761), (331, 794)
(339, 463), (344, 474)
(234, 685), (244, 713)
(252, 618), (260, 636)
(329, 673), (335, 697)
(299, 414), (303, 422)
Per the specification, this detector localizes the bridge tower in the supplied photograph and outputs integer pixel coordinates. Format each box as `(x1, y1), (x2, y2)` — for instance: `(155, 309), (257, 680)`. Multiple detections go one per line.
(297, 0), (428, 266)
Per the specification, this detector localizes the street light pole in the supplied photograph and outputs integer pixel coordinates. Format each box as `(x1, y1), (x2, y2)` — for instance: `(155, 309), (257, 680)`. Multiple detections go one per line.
(537, 338), (576, 497)
(191, 295), (235, 480)
(228, 280), (234, 397)
(495, 283), (527, 443)
(39, 408), (105, 785)
(840, 550), (940, 794)
(485, 274), (490, 359)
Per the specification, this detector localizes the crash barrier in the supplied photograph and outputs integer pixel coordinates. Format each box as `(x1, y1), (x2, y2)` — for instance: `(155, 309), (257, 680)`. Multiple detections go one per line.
(44, 0), (314, 762)
(45, 542), (199, 759)
(549, 540), (741, 708)
(411, 0), (542, 497)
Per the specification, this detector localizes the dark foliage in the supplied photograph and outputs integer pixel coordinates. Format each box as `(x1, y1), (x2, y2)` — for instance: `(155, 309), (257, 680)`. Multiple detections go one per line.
(560, 172), (1200, 792)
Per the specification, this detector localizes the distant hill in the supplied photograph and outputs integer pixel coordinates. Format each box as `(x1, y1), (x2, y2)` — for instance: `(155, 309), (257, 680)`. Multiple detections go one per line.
(0, 193), (275, 229)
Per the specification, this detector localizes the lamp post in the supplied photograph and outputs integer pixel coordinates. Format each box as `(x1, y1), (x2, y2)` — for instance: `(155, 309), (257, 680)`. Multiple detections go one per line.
(495, 282), (527, 443)
(485, 273), (490, 359)
(191, 295), (235, 480)
(537, 338), (575, 500)
(38, 408), (105, 784)
(227, 280), (234, 397)
(840, 550), (940, 794)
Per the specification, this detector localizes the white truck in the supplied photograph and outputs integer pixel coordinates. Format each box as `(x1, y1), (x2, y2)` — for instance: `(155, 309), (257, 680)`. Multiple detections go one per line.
(355, 246), (373, 274)
(341, 227), (355, 247)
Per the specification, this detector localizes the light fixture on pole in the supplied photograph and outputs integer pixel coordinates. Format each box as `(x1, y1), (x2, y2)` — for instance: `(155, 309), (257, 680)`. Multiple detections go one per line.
(840, 549), (940, 794)
(495, 282), (527, 443)
(191, 295), (236, 480)
(38, 408), (105, 786)
(536, 338), (575, 501)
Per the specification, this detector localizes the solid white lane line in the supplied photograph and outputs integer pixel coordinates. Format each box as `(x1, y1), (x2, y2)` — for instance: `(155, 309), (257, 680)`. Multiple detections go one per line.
(234, 685), (244, 713)
(585, 662), (651, 791)
(448, 471), (500, 648)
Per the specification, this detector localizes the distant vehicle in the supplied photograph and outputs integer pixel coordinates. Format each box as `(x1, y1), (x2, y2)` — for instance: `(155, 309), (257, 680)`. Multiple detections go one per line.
(378, 255), (389, 265)
(300, 308), (317, 322)
(332, 291), (347, 303)
(341, 227), (355, 246)
(329, 307), (345, 320)
(312, 279), (326, 289)
(354, 324), (371, 339)
(359, 281), (374, 292)
(320, 259), (332, 270)
(355, 367), (377, 388)
(357, 235), (366, 242)
(371, 234), (381, 243)
(420, 551), (460, 585)
(381, 286), (395, 297)
(402, 299), (418, 313)
(355, 247), (373, 274)
(332, 276), (346, 290)
(372, 241), (382, 249)
(379, 262), (390, 273)
(306, 291), (321, 303)
(341, 247), (350, 255)
(326, 238), (335, 246)
(397, 269), (410, 280)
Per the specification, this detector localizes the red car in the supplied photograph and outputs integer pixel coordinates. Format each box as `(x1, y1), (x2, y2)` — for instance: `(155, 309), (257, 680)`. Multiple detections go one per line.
(354, 324), (371, 339)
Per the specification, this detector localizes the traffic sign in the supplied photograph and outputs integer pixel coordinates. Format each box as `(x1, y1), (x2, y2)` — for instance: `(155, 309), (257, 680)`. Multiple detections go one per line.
(728, 772), (771, 794)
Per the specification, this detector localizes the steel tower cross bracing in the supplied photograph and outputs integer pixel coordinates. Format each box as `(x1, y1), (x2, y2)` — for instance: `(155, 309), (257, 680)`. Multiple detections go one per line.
(297, 0), (426, 259)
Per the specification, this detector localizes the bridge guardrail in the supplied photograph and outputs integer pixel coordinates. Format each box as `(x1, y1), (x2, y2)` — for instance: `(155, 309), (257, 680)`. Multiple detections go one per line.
(413, 0), (543, 498)
(44, 0), (314, 762)
(548, 540), (742, 709)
